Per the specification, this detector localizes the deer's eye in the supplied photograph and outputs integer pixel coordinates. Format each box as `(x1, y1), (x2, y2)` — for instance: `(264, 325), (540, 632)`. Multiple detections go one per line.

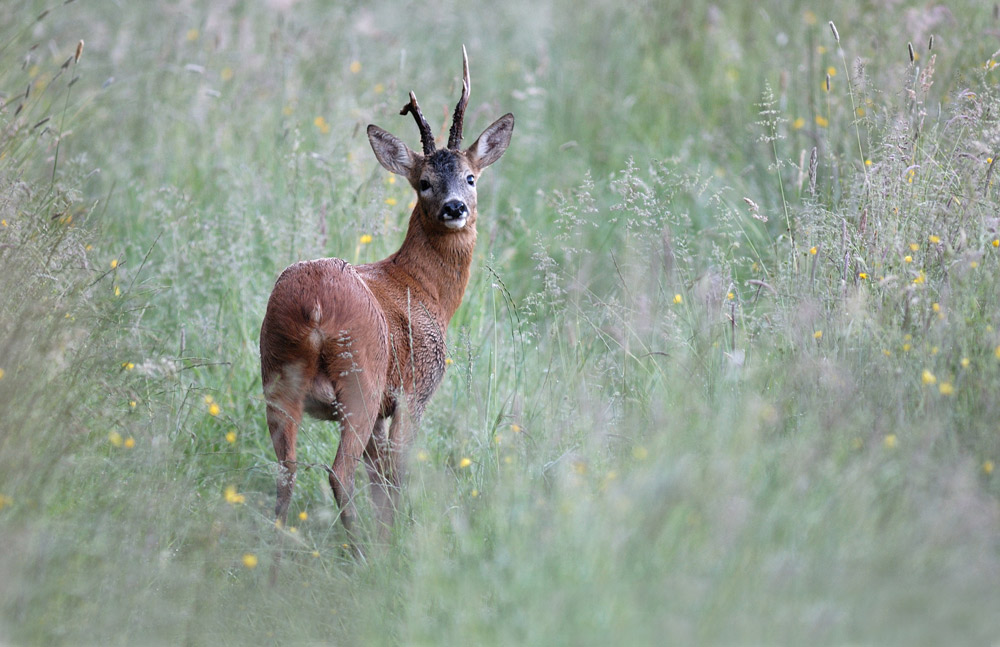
(466, 174), (475, 186)
(419, 179), (432, 192)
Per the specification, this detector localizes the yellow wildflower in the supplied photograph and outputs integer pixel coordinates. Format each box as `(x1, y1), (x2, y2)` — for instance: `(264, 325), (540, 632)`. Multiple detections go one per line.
(224, 485), (245, 504)
(225, 431), (237, 444)
(984, 460), (995, 475)
(921, 369), (937, 385)
(673, 294), (683, 304)
(299, 511), (308, 521)
(242, 554), (258, 569)
(932, 303), (940, 312)
(727, 292), (735, 300)
(416, 449), (429, 462)
(110, 258), (118, 269)
(349, 60), (362, 74)
(459, 457), (472, 468)
(313, 116), (330, 134)
(359, 234), (373, 244)
(815, 115), (829, 128)
(992, 239), (999, 248)
(858, 272), (868, 280)
(904, 255), (913, 263)
(910, 243), (920, 251)
(928, 234), (941, 244)
(511, 424), (522, 433)
(884, 434), (898, 449)
(792, 117), (805, 130)
(813, 330), (823, 340)
(124, 436), (135, 449)
(826, 66), (837, 77)
(864, 159), (872, 166)
(809, 246), (818, 255)
(384, 197), (397, 206)
(209, 403), (220, 416)
(108, 431), (123, 447)
(938, 382), (954, 395)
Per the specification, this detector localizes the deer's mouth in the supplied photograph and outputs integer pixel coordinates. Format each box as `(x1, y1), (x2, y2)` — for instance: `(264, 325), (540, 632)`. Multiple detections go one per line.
(440, 214), (468, 230)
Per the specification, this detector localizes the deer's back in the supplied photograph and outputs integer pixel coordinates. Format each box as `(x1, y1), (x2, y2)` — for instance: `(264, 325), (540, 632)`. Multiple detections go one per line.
(260, 258), (390, 420)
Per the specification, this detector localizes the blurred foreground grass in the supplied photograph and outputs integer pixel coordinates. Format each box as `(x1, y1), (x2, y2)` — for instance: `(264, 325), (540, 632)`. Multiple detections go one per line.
(2, 0), (1000, 644)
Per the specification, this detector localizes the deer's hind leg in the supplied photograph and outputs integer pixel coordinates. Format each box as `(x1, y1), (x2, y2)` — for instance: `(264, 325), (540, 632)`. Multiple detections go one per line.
(265, 395), (304, 526)
(328, 372), (382, 551)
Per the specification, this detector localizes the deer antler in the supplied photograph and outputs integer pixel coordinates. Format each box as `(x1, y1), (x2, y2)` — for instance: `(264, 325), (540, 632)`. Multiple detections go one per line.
(400, 91), (435, 155)
(447, 45), (471, 150)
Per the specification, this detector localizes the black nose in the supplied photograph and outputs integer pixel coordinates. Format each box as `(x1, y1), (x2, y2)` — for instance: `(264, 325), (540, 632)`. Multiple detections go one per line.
(440, 200), (468, 220)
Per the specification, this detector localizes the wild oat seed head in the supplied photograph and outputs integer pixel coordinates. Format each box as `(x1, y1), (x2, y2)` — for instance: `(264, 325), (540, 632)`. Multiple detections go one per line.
(829, 21), (840, 43)
(908, 42), (915, 63)
(75, 40), (84, 64)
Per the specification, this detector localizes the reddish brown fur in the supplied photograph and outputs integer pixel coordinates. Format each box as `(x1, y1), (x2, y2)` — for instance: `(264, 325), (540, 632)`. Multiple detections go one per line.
(259, 52), (513, 552)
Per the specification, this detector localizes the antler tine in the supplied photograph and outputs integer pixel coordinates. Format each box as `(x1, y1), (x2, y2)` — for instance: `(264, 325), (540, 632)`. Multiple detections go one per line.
(400, 91), (435, 155)
(447, 45), (471, 150)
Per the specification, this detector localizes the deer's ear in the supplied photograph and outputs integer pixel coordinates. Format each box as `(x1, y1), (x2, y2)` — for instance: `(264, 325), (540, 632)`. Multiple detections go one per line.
(368, 125), (419, 176)
(467, 113), (514, 170)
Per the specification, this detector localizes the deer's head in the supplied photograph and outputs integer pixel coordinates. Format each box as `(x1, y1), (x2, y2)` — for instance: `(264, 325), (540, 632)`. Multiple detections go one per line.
(367, 47), (514, 233)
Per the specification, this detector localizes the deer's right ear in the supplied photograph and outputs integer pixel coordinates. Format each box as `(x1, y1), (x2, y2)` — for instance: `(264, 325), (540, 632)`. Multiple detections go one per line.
(367, 125), (418, 176)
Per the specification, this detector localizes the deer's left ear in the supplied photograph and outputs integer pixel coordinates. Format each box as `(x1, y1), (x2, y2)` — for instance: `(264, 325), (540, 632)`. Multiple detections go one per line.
(467, 113), (514, 170)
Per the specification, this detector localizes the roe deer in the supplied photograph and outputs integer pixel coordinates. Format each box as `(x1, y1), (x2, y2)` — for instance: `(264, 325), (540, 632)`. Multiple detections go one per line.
(260, 47), (513, 551)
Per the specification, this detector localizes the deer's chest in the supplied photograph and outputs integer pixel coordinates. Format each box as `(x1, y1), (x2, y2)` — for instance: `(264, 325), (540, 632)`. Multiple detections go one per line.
(384, 306), (447, 416)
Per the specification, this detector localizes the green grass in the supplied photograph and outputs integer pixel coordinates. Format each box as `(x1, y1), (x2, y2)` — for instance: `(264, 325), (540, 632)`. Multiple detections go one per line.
(2, 0), (1000, 644)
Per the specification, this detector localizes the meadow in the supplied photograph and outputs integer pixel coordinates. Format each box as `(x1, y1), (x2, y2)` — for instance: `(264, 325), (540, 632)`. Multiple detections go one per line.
(2, 0), (1000, 644)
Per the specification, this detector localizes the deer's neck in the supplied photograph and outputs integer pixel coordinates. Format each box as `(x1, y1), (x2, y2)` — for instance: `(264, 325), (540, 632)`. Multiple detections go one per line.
(389, 208), (477, 325)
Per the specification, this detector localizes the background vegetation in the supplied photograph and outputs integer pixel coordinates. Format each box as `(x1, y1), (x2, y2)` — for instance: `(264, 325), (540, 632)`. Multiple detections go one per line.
(2, 0), (1000, 643)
